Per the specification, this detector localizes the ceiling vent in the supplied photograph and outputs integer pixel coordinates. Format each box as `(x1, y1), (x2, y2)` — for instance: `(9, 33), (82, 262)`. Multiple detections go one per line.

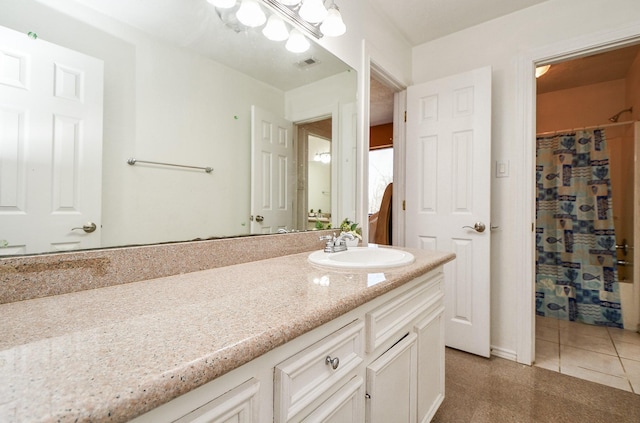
(296, 57), (321, 69)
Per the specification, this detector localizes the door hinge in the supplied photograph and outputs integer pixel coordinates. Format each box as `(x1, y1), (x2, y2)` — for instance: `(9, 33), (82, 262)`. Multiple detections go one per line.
(404, 110), (407, 122)
(402, 200), (406, 210)
(531, 222), (534, 232)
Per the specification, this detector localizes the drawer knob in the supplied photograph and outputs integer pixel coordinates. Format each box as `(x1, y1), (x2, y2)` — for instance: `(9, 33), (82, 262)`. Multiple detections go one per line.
(325, 355), (340, 370)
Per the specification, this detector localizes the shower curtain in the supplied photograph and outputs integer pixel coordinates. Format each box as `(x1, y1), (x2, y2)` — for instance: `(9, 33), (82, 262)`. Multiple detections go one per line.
(536, 128), (623, 328)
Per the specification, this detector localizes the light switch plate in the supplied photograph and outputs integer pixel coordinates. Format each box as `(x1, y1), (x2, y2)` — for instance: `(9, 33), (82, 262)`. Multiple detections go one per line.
(496, 160), (509, 178)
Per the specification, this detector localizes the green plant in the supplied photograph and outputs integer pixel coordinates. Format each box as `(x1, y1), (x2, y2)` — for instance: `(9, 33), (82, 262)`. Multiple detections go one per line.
(339, 218), (362, 239)
(314, 220), (325, 230)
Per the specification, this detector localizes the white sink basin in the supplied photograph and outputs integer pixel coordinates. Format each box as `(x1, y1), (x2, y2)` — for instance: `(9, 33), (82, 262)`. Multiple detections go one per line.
(308, 247), (415, 269)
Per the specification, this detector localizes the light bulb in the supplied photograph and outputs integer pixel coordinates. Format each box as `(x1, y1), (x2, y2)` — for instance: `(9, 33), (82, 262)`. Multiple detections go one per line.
(285, 29), (310, 53)
(276, 0), (301, 5)
(299, 0), (327, 24)
(262, 14), (289, 41)
(535, 64), (551, 78)
(320, 5), (345, 37)
(207, 0), (236, 8)
(236, 0), (266, 28)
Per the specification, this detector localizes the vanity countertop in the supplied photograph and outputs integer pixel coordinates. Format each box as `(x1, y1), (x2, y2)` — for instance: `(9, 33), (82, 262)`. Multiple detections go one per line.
(0, 247), (454, 423)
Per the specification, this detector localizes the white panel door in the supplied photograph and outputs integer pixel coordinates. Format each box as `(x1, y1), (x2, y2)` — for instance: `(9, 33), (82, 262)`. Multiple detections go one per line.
(406, 67), (492, 357)
(250, 105), (293, 234)
(0, 25), (104, 255)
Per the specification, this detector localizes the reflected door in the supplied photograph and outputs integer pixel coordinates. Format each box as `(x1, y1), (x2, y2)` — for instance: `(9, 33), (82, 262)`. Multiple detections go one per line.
(0, 25), (104, 255)
(250, 105), (293, 234)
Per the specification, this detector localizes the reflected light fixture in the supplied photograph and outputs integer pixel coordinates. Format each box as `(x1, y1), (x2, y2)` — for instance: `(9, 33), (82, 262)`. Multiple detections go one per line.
(314, 152), (331, 163)
(320, 2), (345, 36)
(236, 0), (267, 27)
(298, 0), (328, 24)
(262, 14), (289, 41)
(207, 0), (236, 8)
(286, 28), (310, 53)
(535, 64), (551, 78)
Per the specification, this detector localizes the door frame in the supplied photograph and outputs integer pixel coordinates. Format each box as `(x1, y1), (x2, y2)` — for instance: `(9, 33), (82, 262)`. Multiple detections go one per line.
(516, 22), (640, 365)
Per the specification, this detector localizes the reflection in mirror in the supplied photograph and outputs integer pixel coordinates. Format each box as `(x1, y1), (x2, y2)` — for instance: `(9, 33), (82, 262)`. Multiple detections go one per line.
(0, 0), (357, 256)
(303, 119), (332, 231)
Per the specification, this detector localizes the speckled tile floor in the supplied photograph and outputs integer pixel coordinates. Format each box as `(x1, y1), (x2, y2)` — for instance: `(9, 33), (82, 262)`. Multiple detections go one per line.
(432, 347), (640, 423)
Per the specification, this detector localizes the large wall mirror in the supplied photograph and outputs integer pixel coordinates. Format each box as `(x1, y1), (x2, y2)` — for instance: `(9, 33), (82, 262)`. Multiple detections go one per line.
(0, 0), (357, 256)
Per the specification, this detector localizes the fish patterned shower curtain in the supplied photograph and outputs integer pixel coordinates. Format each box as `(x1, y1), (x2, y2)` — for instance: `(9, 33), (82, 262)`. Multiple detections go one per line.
(535, 129), (623, 328)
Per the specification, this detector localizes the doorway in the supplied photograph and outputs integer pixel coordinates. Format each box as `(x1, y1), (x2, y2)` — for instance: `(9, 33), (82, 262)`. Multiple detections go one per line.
(533, 45), (640, 392)
(368, 63), (407, 246)
(514, 24), (640, 367)
(296, 118), (332, 231)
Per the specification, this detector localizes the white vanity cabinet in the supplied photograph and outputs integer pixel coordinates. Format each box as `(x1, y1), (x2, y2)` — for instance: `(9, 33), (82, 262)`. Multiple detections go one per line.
(132, 269), (445, 423)
(364, 272), (445, 423)
(174, 378), (260, 423)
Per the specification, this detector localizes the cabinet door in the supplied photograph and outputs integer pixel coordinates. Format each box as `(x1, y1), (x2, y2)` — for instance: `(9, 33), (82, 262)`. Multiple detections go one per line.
(365, 333), (417, 423)
(301, 376), (364, 423)
(415, 306), (445, 423)
(174, 378), (260, 423)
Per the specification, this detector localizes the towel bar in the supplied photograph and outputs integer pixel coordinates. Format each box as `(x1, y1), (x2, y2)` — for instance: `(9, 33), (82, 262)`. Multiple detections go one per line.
(127, 158), (213, 173)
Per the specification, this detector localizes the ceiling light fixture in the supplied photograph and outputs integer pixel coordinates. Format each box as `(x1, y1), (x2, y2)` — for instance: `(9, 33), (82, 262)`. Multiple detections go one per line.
(298, 0), (328, 24)
(320, 2), (345, 36)
(210, 0), (347, 54)
(535, 64), (551, 78)
(262, 14), (289, 41)
(286, 29), (310, 53)
(236, 0), (267, 27)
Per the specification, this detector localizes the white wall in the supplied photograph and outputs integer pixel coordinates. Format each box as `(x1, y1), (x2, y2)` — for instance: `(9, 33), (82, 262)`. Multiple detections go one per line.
(411, 0), (640, 359)
(314, 0), (412, 86)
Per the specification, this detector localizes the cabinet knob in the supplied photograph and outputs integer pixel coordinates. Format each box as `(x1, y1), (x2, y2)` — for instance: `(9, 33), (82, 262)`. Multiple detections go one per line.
(325, 355), (339, 370)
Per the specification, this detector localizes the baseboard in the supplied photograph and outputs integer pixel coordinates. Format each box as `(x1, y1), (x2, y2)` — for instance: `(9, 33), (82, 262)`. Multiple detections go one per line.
(490, 345), (517, 361)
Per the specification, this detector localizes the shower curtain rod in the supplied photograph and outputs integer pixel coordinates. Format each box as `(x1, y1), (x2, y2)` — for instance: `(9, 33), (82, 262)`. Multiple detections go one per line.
(536, 120), (636, 136)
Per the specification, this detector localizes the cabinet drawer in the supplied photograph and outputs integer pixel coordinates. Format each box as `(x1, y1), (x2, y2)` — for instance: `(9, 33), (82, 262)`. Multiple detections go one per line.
(365, 274), (442, 353)
(274, 320), (364, 423)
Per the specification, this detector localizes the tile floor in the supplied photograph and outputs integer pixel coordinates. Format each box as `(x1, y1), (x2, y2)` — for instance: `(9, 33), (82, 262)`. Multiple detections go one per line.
(535, 315), (640, 393)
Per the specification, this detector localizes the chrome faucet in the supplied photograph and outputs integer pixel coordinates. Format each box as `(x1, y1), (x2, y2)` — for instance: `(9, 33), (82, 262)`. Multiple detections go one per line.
(320, 232), (355, 253)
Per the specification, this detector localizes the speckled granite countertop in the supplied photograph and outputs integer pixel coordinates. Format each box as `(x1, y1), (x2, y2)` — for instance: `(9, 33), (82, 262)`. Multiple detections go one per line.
(0, 247), (454, 423)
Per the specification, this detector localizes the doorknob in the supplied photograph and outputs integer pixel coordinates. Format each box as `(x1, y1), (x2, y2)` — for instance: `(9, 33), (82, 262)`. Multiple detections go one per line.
(462, 222), (486, 233)
(71, 222), (97, 233)
(255, 215), (264, 223)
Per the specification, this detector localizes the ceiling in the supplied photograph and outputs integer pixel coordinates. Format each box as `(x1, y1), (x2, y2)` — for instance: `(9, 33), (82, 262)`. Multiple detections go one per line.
(537, 44), (640, 94)
(369, 1), (640, 128)
(370, 0), (549, 46)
